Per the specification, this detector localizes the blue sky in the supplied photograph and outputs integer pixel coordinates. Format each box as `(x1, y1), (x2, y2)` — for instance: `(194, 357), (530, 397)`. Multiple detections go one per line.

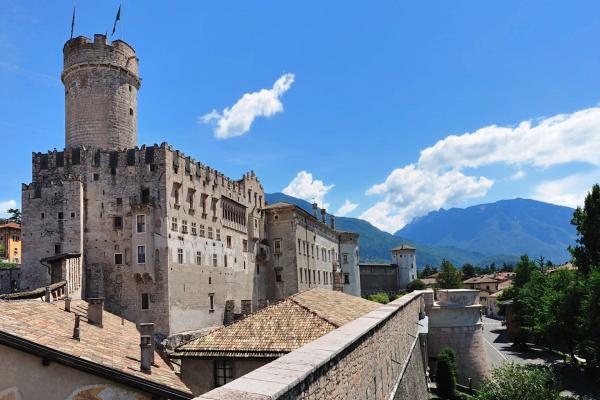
(2, 1), (600, 232)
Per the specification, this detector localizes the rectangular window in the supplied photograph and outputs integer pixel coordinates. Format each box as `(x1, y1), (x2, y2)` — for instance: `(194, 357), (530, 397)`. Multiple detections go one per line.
(141, 293), (149, 310)
(137, 245), (146, 264)
(216, 229), (221, 241)
(199, 225), (206, 237)
(276, 270), (282, 282)
(182, 220), (188, 234)
(191, 222), (197, 235)
(299, 269), (303, 283)
(318, 270), (321, 284)
(136, 214), (146, 233)
(344, 274), (350, 284)
(196, 251), (202, 265)
(114, 216), (123, 229)
(212, 253), (218, 267)
(116, 197), (123, 205)
(298, 239), (302, 254)
(226, 236), (232, 248)
(316, 245), (319, 260)
(208, 293), (215, 311)
(274, 239), (282, 254)
(171, 217), (178, 231)
(173, 183), (180, 205)
(177, 248), (184, 264)
(54, 244), (62, 254)
(208, 227), (214, 239)
(312, 244), (315, 258)
(114, 253), (123, 265)
(242, 239), (248, 252)
(343, 253), (348, 264)
(224, 255), (228, 267)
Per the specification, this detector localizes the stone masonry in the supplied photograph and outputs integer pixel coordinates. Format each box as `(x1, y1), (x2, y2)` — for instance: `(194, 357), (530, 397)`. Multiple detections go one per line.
(20, 34), (279, 337)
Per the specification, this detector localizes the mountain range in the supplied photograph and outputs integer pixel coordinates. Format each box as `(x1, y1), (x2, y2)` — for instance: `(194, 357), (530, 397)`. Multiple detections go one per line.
(265, 193), (577, 269)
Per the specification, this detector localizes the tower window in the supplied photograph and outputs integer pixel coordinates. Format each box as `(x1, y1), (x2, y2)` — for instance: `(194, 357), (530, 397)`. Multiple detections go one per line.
(129, 108), (134, 116)
(141, 293), (149, 310)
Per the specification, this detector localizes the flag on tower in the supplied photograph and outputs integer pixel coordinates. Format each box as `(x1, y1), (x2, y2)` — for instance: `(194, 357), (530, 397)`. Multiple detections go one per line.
(111, 5), (121, 36)
(70, 6), (76, 39)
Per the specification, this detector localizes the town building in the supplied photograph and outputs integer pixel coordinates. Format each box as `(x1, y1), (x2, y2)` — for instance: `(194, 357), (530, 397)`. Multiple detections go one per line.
(0, 222), (21, 264)
(463, 273), (513, 316)
(171, 288), (379, 395)
(0, 298), (192, 399)
(19, 34), (273, 338)
(359, 244), (417, 296)
(263, 202), (361, 298)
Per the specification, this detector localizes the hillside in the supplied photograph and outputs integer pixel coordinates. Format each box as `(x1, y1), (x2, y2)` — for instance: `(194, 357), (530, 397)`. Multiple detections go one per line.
(265, 193), (518, 268)
(395, 198), (576, 263)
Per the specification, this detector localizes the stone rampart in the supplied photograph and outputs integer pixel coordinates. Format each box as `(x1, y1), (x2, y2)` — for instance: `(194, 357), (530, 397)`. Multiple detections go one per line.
(194, 290), (431, 400)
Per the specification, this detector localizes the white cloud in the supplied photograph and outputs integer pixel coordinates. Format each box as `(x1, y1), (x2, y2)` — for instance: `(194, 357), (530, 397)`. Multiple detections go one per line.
(361, 165), (492, 232)
(418, 107), (600, 171)
(361, 107), (600, 232)
(532, 169), (600, 208)
(201, 73), (295, 139)
(509, 170), (526, 181)
(283, 171), (334, 209)
(336, 200), (359, 217)
(0, 199), (17, 218)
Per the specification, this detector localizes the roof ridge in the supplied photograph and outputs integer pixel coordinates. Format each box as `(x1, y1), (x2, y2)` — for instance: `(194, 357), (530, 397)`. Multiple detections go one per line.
(288, 294), (340, 328)
(175, 298), (290, 350)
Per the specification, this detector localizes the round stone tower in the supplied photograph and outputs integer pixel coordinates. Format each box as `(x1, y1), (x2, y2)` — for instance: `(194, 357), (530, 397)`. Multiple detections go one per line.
(61, 34), (140, 150)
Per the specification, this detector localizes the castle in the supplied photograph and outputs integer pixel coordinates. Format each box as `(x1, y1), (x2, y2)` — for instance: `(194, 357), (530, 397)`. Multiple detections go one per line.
(19, 34), (361, 337)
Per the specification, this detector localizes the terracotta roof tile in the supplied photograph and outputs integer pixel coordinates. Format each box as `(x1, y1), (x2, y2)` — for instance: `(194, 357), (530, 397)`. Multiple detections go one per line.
(173, 288), (379, 358)
(0, 299), (191, 396)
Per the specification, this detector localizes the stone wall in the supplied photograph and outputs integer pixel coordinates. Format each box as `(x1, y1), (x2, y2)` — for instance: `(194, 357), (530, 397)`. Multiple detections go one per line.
(194, 290), (430, 400)
(0, 267), (20, 295)
(359, 263), (399, 296)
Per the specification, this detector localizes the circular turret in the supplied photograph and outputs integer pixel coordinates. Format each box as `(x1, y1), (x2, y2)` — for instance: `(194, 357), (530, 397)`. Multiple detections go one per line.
(62, 34), (141, 150)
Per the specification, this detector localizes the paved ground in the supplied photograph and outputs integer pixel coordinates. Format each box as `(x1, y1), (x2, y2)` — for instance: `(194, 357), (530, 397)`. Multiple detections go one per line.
(481, 316), (600, 399)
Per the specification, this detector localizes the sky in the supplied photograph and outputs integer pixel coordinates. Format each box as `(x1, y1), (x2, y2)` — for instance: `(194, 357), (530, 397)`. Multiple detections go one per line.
(2, 1), (600, 233)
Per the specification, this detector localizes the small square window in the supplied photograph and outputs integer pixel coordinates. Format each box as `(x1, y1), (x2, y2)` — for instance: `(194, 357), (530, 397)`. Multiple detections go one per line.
(93, 173), (99, 181)
(54, 244), (62, 254)
(114, 253), (123, 265)
(114, 216), (123, 229)
(116, 197), (123, 205)
(58, 212), (64, 220)
(71, 212), (75, 218)
(177, 248), (184, 264)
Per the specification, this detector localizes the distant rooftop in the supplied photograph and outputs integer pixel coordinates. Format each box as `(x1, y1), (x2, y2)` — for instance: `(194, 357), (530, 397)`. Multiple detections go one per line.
(391, 244), (415, 251)
(172, 288), (380, 359)
(0, 222), (20, 230)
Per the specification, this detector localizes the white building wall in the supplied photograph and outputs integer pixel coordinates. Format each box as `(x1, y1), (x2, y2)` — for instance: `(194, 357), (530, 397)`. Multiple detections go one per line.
(391, 248), (417, 289)
(340, 235), (360, 297)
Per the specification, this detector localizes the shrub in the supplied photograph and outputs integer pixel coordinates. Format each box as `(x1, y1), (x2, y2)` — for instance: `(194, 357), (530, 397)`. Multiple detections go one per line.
(407, 279), (426, 292)
(367, 292), (390, 304)
(437, 347), (457, 399)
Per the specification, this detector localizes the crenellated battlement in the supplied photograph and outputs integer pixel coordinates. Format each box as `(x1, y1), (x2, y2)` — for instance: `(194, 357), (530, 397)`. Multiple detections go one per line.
(62, 34), (139, 81)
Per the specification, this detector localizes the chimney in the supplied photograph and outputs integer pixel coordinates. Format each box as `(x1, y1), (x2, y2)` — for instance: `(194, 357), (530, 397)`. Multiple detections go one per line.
(87, 298), (104, 327)
(72, 314), (80, 341)
(140, 335), (153, 373)
(44, 286), (51, 303)
(321, 208), (326, 223)
(330, 215), (335, 230)
(65, 297), (71, 312)
(312, 202), (318, 218)
(138, 323), (155, 364)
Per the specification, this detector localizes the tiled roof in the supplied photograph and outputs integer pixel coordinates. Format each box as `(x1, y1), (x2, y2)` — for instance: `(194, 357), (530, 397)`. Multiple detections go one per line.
(463, 276), (499, 284)
(0, 299), (192, 398)
(0, 222), (20, 230)
(172, 288), (380, 359)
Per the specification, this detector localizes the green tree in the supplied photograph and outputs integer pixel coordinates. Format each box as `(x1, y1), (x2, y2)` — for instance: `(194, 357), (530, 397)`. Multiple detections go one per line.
(570, 183), (600, 276)
(513, 255), (534, 288)
(512, 267), (546, 345)
(539, 268), (582, 360)
(461, 263), (475, 279)
(6, 208), (21, 224)
(476, 363), (560, 400)
(578, 269), (600, 373)
(436, 348), (457, 399)
(436, 260), (463, 289)
(406, 279), (426, 292)
(419, 264), (438, 278)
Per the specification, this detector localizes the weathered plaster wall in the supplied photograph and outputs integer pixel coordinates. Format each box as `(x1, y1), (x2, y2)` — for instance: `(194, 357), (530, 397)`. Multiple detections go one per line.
(0, 343), (149, 400)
